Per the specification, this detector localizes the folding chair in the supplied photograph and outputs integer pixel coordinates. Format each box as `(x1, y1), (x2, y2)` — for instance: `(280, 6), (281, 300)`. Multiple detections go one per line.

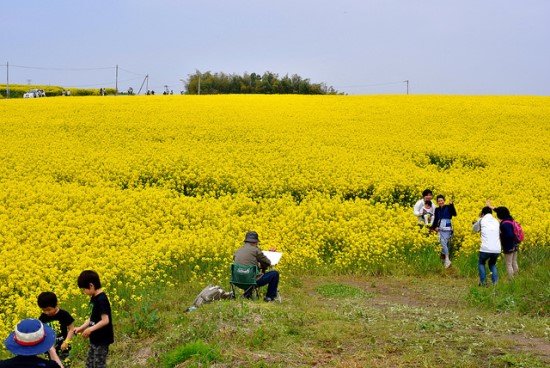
(230, 264), (260, 300)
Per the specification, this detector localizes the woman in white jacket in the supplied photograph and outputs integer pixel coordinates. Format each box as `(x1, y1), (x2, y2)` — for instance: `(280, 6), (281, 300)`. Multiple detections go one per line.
(472, 206), (501, 286)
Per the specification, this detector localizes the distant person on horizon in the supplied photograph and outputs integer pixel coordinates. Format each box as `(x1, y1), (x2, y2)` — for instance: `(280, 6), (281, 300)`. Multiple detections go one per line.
(472, 206), (501, 286)
(431, 194), (457, 268)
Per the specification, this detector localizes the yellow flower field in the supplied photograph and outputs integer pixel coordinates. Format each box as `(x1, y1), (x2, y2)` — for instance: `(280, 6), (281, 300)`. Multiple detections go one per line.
(0, 95), (549, 341)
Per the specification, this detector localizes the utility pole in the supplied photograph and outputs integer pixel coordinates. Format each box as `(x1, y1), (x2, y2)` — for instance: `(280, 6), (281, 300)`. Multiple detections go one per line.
(405, 80), (409, 95)
(6, 61), (9, 99)
(179, 78), (185, 94)
(137, 74), (148, 95)
(115, 64), (119, 95)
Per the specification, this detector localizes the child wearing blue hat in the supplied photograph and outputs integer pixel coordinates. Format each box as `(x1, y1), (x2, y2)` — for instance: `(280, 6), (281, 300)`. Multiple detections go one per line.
(0, 318), (62, 367)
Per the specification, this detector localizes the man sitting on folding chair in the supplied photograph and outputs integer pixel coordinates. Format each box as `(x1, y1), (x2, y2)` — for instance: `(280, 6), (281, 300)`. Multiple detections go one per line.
(233, 231), (280, 302)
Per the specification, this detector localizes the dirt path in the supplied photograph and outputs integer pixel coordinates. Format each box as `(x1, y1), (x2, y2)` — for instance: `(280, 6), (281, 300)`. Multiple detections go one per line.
(302, 275), (550, 364)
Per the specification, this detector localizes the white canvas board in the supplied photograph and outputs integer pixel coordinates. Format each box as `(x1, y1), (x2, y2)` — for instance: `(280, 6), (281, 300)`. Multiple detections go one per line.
(262, 251), (283, 265)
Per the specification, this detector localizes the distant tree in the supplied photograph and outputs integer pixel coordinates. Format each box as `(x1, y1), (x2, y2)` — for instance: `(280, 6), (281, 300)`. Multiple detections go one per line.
(183, 71), (340, 95)
(280, 74), (293, 94)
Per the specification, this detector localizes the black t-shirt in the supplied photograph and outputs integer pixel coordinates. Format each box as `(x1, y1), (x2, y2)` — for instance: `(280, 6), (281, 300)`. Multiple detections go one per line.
(0, 355), (60, 367)
(39, 309), (75, 348)
(89, 292), (114, 346)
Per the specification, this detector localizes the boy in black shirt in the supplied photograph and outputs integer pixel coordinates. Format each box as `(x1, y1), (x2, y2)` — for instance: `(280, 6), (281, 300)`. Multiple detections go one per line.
(38, 292), (76, 367)
(75, 270), (114, 368)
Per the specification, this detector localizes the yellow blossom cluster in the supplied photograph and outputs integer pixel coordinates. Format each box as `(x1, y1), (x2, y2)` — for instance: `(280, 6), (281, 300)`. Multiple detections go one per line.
(0, 95), (548, 341)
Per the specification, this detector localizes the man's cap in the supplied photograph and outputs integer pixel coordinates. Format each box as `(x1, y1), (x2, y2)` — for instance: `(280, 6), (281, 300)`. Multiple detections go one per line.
(244, 231), (260, 243)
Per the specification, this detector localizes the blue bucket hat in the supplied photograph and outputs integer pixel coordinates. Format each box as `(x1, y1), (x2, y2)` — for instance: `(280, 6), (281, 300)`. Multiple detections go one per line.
(4, 318), (56, 356)
(244, 231), (260, 243)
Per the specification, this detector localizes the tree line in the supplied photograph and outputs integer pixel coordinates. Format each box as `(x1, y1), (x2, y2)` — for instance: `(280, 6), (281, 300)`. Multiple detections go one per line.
(184, 71), (342, 95)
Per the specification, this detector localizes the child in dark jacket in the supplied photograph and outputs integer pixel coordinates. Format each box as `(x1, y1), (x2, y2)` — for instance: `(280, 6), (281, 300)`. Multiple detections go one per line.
(494, 206), (519, 279)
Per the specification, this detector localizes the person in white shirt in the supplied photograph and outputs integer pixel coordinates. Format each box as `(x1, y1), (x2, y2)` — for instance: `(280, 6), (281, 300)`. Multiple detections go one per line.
(472, 206), (501, 286)
(413, 189), (436, 227)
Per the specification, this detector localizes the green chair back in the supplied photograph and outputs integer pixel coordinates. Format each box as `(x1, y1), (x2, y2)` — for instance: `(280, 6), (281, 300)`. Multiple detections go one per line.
(230, 264), (258, 289)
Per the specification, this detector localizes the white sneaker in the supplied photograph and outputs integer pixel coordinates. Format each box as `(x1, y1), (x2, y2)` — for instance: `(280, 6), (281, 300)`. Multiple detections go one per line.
(444, 259), (452, 269)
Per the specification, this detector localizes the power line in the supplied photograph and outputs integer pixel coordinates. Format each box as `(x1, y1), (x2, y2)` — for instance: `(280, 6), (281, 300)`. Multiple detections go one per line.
(1, 62), (150, 93)
(335, 80), (410, 94)
(336, 81), (407, 89)
(149, 83), (180, 89)
(9, 64), (115, 71)
(66, 76), (143, 88)
(4, 63), (146, 75)
(118, 67), (145, 76)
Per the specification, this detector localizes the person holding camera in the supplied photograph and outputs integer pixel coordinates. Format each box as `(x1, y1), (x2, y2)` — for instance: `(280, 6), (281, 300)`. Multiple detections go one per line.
(472, 206), (501, 286)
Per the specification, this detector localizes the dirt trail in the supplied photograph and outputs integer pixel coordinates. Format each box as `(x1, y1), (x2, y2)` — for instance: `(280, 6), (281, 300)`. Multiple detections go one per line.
(304, 275), (550, 364)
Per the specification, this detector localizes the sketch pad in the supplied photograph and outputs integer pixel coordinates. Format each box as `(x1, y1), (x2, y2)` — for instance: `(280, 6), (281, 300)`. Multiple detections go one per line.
(262, 251), (283, 266)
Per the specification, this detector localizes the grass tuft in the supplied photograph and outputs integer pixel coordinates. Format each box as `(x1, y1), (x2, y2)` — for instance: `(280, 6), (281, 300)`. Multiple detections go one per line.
(162, 340), (220, 368)
(315, 283), (368, 298)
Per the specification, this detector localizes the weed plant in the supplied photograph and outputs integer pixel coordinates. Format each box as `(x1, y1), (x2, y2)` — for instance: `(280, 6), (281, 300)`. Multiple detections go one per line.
(162, 340), (220, 367)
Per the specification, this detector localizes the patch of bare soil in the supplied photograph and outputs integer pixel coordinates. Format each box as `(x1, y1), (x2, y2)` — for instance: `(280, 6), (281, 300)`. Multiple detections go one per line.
(134, 344), (152, 366)
(509, 334), (550, 363)
(304, 275), (550, 363)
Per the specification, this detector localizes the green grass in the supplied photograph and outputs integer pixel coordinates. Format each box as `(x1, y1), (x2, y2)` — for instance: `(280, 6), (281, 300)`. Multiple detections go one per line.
(315, 283), (370, 298)
(4, 248), (549, 367)
(466, 247), (550, 316)
(162, 340), (220, 367)
(89, 247), (549, 367)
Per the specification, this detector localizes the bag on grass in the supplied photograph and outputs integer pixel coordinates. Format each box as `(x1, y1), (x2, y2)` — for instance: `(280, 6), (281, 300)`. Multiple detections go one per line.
(192, 284), (232, 308)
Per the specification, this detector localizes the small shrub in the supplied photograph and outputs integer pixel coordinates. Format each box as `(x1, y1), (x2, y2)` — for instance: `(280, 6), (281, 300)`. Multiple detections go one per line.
(423, 153), (487, 171)
(162, 340), (220, 368)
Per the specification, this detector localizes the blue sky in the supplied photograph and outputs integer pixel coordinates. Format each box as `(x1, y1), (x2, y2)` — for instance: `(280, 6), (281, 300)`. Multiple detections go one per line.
(2, 0), (549, 95)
